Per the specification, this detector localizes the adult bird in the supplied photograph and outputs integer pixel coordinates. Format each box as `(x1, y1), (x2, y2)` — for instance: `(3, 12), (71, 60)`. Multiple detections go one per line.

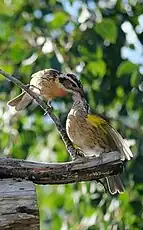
(57, 73), (133, 194)
(7, 69), (68, 111)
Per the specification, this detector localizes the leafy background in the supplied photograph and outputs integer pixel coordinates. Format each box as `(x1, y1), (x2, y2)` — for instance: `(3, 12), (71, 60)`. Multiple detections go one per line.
(0, 0), (143, 229)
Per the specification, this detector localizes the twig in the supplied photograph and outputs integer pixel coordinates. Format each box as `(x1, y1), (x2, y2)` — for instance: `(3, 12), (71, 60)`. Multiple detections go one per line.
(0, 69), (77, 160)
(0, 152), (123, 185)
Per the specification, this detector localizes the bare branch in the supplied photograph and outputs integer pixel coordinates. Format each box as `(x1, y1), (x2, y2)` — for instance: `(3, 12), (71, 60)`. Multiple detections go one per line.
(0, 152), (123, 185)
(0, 69), (77, 160)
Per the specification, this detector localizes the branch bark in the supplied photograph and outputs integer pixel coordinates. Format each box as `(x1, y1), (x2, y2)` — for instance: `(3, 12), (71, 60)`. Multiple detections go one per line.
(0, 152), (123, 184)
(0, 69), (77, 160)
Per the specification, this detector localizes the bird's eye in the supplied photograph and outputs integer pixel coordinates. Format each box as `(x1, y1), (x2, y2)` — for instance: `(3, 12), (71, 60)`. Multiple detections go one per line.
(59, 78), (71, 86)
(71, 82), (77, 88)
(59, 78), (65, 83)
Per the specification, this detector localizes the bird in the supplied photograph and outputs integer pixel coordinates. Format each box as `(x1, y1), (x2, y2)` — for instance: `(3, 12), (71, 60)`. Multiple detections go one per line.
(7, 69), (68, 111)
(57, 73), (133, 195)
(8, 70), (133, 194)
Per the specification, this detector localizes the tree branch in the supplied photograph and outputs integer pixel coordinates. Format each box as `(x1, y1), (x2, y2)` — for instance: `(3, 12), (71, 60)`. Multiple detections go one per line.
(0, 152), (123, 185)
(0, 69), (77, 160)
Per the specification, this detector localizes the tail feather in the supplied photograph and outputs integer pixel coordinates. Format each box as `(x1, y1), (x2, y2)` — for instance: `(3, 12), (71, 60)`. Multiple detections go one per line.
(106, 175), (124, 195)
(107, 124), (133, 160)
(7, 92), (25, 106)
(7, 92), (32, 111)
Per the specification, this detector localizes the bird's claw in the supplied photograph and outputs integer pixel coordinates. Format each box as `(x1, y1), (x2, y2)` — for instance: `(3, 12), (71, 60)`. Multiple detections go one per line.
(44, 101), (53, 115)
(25, 84), (30, 89)
(47, 100), (52, 108)
(72, 149), (87, 162)
(47, 100), (53, 110)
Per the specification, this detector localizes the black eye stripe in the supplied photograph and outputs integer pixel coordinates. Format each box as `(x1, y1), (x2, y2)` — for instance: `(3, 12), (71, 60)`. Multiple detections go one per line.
(44, 69), (61, 78)
(66, 74), (82, 88)
(71, 82), (77, 87)
(59, 77), (67, 83)
(59, 78), (77, 88)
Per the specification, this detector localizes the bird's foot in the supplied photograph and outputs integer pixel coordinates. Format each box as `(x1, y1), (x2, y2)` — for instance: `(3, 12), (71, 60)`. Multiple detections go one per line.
(47, 100), (52, 108)
(72, 149), (87, 162)
(22, 84), (30, 92)
(44, 101), (53, 115)
(25, 84), (30, 89)
(47, 100), (53, 111)
(85, 154), (103, 164)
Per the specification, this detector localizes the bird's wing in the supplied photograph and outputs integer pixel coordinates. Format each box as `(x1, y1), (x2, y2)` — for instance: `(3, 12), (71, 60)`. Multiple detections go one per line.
(7, 92), (25, 107)
(31, 70), (45, 78)
(86, 114), (106, 127)
(87, 114), (133, 160)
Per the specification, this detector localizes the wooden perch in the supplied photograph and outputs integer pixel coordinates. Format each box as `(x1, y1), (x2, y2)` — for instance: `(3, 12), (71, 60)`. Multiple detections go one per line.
(0, 179), (39, 230)
(0, 152), (123, 229)
(0, 151), (123, 184)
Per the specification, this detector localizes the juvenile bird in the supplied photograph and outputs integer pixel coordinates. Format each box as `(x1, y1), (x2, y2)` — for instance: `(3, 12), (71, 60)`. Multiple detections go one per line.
(57, 73), (133, 194)
(7, 69), (68, 111)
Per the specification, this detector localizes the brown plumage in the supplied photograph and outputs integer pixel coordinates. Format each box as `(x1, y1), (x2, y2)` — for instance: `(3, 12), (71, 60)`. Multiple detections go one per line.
(7, 69), (67, 111)
(66, 95), (133, 195)
(53, 72), (133, 194)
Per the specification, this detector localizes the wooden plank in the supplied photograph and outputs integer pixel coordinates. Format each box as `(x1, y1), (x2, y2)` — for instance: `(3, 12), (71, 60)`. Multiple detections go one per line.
(0, 179), (39, 230)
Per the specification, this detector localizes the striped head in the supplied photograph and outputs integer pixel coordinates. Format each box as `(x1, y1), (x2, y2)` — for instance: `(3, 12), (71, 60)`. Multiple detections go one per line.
(57, 73), (90, 113)
(58, 73), (85, 97)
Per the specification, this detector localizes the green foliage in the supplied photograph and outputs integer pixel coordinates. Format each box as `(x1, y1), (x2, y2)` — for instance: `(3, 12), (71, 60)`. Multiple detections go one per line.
(117, 61), (138, 77)
(50, 12), (69, 28)
(87, 60), (107, 78)
(95, 19), (117, 44)
(0, 0), (143, 229)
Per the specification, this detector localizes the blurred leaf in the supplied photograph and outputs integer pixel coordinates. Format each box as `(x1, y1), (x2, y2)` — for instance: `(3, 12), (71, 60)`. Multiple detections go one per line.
(0, 64), (14, 79)
(95, 19), (117, 43)
(87, 60), (107, 78)
(117, 61), (138, 77)
(130, 70), (139, 87)
(0, 20), (12, 40)
(95, 46), (103, 59)
(50, 12), (69, 28)
(10, 41), (28, 62)
(116, 86), (125, 98)
(0, 0), (25, 16)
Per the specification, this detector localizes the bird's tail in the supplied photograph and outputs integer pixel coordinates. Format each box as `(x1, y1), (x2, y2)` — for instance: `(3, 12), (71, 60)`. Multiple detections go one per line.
(106, 175), (124, 195)
(7, 91), (32, 111)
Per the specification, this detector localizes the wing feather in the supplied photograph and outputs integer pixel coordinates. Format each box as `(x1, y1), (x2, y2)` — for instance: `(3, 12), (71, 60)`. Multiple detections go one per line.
(106, 124), (133, 160)
(87, 114), (133, 160)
